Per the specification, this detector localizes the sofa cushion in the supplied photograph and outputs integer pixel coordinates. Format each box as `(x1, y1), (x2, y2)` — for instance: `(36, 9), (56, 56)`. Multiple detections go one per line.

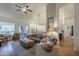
(48, 35), (57, 45)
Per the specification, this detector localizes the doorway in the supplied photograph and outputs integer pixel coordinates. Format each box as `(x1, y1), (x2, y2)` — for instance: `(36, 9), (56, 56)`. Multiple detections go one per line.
(59, 4), (75, 55)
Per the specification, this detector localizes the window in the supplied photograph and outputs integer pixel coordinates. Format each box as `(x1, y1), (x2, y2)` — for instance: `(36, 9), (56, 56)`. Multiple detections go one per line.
(0, 22), (15, 35)
(19, 25), (29, 38)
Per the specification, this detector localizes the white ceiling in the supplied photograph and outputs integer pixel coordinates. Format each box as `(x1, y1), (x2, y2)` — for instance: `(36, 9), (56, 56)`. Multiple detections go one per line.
(0, 3), (48, 20)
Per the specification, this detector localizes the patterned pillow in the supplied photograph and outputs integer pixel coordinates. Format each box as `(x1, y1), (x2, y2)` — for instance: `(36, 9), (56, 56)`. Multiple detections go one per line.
(41, 41), (53, 52)
(48, 35), (57, 45)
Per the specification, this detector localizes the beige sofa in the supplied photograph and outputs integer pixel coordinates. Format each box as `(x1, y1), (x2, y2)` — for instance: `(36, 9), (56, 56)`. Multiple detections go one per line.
(0, 34), (8, 43)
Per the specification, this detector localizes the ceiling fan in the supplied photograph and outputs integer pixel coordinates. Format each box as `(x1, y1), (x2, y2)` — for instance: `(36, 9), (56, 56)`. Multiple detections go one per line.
(15, 4), (33, 14)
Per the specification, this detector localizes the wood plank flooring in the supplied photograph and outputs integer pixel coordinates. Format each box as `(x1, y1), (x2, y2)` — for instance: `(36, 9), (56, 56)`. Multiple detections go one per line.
(0, 40), (36, 56)
(59, 37), (79, 56)
(0, 38), (79, 56)
(0, 43), (15, 56)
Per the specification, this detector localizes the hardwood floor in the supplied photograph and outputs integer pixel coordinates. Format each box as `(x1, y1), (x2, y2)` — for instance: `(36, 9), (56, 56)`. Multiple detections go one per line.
(0, 42), (15, 56)
(59, 37), (79, 56)
(0, 40), (58, 56)
(59, 37), (74, 49)
(0, 38), (79, 56)
(0, 40), (36, 56)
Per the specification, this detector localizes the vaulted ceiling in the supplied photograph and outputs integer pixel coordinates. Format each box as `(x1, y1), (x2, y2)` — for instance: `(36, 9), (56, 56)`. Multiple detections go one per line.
(0, 3), (48, 20)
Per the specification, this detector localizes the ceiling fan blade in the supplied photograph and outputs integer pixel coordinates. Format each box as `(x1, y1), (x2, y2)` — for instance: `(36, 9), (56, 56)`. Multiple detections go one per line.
(27, 9), (33, 12)
(15, 4), (22, 8)
(16, 9), (21, 11)
(25, 11), (27, 14)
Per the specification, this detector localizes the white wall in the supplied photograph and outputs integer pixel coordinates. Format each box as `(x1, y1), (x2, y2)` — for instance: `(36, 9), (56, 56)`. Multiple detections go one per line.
(74, 4), (79, 51)
(47, 3), (56, 19)
(59, 9), (64, 32)
(59, 4), (74, 38)
(56, 3), (67, 31)
(46, 3), (56, 31)
(56, 3), (69, 49)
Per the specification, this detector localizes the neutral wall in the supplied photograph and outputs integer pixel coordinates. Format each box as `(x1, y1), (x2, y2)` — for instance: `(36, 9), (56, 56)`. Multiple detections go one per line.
(59, 4), (74, 38)
(56, 3), (68, 48)
(74, 4), (79, 51)
(46, 3), (56, 31)
(56, 3), (67, 31)
(47, 3), (56, 19)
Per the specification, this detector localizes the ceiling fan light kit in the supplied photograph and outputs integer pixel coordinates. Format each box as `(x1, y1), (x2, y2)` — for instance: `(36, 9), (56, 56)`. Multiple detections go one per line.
(22, 7), (26, 11)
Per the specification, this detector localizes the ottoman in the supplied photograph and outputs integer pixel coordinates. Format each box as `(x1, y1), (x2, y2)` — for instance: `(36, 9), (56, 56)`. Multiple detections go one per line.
(20, 38), (35, 49)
